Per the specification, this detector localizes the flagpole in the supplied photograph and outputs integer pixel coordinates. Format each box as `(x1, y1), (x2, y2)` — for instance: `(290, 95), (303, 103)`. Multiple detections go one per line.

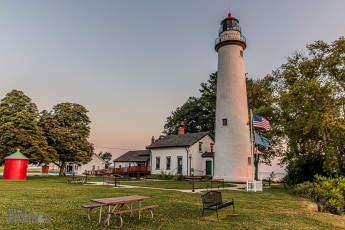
(249, 109), (254, 181)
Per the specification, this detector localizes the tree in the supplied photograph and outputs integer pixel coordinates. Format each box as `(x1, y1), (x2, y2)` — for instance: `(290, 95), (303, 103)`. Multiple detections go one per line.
(271, 38), (345, 184)
(0, 90), (56, 163)
(99, 151), (112, 168)
(39, 103), (93, 176)
(247, 76), (277, 180)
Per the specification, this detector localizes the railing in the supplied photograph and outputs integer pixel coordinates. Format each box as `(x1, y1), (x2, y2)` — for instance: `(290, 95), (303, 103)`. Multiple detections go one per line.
(246, 180), (263, 192)
(88, 166), (151, 175)
(215, 33), (246, 47)
(219, 25), (241, 34)
(111, 166), (151, 174)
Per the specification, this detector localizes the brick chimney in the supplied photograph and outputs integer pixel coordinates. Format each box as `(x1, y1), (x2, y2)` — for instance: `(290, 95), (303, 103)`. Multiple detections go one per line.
(151, 136), (155, 144)
(178, 126), (185, 135)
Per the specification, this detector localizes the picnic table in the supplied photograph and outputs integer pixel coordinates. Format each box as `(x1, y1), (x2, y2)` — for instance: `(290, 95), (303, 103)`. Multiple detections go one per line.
(67, 176), (85, 184)
(83, 195), (158, 227)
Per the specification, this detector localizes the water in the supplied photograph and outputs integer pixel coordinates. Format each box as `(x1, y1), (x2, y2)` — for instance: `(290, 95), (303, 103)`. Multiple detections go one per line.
(258, 172), (287, 181)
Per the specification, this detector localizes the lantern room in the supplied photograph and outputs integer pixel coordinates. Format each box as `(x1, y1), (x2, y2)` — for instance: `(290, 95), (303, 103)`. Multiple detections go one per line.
(3, 149), (29, 180)
(219, 13), (241, 34)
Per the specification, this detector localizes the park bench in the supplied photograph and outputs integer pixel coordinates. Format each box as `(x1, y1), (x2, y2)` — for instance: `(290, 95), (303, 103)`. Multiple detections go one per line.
(211, 178), (224, 189)
(66, 177), (85, 184)
(109, 205), (159, 227)
(201, 191), (235, 220)
(206, 178), (224, 190)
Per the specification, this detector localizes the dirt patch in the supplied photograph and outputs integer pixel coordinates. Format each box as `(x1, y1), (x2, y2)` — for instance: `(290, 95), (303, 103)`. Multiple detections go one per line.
(303, 201), (318, 212)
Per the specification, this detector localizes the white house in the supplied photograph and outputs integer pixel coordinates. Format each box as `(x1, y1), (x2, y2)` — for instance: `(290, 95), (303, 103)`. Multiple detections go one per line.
(48, 153), (106, 175)
(147, 128), (215, 177)
(76, 153), (106, 174)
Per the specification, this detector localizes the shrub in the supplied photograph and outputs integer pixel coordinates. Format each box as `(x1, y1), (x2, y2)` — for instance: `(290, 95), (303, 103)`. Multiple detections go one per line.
(293, 175), (345, 215)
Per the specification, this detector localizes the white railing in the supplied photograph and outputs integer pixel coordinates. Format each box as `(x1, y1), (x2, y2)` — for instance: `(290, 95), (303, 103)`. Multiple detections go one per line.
(215, 33), (246, 47)
(246, 180), (263, 192)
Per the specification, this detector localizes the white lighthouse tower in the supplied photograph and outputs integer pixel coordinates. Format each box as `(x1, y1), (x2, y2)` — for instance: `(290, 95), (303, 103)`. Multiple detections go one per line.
(213, 12), (252, 182)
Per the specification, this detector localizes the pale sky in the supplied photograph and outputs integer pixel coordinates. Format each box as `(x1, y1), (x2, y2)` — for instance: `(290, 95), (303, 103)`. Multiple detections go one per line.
(1, 1), (345, 160)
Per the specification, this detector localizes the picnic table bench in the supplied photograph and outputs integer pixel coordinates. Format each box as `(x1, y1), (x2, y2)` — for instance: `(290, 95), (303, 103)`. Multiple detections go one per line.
(207, 178), (224, 190)
(82, 195), (158, 227)
(109, 205), (158, 227)
(66, 176), (85, 184)
(201, 191), (235, 220)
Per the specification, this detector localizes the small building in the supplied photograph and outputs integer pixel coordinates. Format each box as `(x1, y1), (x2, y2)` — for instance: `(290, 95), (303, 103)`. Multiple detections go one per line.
(3, 149), (29, 180)
(113, 150), (150, 168)
(49, 153), (106, 175)
(147, 128), (215, 177)
(111, 150), (151, 177)
(76, 153), (106, 174)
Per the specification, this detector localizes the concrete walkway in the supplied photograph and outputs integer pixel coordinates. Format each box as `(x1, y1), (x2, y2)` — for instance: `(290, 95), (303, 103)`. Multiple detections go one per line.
(84, 181), (247, 193)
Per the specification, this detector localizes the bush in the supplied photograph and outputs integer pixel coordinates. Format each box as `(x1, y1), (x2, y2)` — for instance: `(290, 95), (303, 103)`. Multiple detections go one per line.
(293, 175), (345, 215)
(144, 171), (173, 180)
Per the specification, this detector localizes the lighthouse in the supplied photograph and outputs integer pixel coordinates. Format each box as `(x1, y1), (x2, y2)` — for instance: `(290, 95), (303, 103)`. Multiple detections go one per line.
(213, 12), (252, 182)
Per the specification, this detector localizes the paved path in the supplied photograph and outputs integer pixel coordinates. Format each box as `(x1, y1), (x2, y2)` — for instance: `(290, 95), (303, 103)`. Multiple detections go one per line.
(84, 181), (247, 193)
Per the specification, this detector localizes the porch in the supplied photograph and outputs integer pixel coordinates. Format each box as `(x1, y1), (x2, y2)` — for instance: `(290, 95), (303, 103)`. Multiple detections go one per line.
(87, 166), (151, 177)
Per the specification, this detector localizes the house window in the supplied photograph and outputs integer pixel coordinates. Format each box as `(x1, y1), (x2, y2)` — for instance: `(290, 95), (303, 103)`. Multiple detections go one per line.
(248, 157), (251, 165)
(166, 157), (171, 170)
(240, 50), (243, 57)
(119, 165), (121, 168)
(199, 142), (203, 152)
(155, 157), (160, 170)
(92, 165), (95, 171)
(222, 118), (228, 126)
(210, 143), (214, 152)
(129, 163), (131, 167)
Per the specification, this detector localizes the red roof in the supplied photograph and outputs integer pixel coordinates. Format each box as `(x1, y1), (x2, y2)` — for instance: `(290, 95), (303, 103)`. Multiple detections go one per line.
(224, 12), (236, 20)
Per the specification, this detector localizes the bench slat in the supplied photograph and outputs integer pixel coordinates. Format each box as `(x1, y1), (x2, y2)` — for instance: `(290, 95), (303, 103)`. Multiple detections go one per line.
(82, 203), (103, 209)
(110, 205), (158, 215)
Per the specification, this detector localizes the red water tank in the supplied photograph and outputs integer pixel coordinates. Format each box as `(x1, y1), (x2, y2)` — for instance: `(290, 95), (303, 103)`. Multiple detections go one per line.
(3, 149), (29, 180)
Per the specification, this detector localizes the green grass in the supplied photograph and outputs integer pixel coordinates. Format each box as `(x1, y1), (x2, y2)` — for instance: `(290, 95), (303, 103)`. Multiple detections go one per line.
(117, 179), (236, 189)
(0, 176), (344, 229)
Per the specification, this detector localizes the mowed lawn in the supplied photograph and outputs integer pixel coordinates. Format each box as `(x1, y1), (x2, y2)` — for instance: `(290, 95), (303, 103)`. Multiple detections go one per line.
(0, 176), (344, 230)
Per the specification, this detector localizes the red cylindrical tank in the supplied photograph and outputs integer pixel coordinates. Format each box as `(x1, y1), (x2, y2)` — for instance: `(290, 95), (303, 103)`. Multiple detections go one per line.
(42, 165), (49, 174)
(3, 149), (29, 180)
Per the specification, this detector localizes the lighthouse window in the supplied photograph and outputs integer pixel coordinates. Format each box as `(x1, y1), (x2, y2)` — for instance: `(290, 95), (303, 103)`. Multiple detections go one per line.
(222, 118), (228, 126)
(240, 50), (243, 57)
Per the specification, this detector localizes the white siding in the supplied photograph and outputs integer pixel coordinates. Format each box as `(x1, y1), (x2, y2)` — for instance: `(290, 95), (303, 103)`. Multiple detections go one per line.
(214, 29), (253, 182)
(78, 154), (105, 174)
(150, 134), (215, 176)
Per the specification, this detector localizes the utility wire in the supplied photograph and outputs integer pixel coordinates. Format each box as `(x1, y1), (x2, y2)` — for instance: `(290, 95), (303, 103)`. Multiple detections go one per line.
(93, 145), (139, 151)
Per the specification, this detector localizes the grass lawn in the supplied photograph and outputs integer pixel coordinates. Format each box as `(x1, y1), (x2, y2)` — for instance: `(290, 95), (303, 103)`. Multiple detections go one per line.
(116, 179), (236, 189)
(0, 176), (344, 230)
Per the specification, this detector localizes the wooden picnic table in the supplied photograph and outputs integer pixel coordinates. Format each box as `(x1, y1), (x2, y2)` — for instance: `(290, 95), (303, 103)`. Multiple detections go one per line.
(91, 195), (149, 226)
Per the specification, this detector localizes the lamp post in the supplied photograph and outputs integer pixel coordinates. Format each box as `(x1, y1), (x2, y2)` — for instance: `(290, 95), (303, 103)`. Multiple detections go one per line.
(83, 170), (89, 184)
(188, 150), (193, 176)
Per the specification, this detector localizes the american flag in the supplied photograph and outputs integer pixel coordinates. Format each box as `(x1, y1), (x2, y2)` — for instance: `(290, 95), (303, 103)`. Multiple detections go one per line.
(253, 115), (271, 131)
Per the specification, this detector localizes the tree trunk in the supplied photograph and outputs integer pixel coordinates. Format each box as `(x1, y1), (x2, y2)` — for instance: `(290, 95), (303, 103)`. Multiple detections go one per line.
(59, 161), (66, 176)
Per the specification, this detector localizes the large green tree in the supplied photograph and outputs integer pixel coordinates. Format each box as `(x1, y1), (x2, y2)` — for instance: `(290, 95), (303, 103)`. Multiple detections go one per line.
(0, 90), (56, 163)
(39, 103), (93, 176)
(272, 38), (345, 184)
(247, 76), (277, 180)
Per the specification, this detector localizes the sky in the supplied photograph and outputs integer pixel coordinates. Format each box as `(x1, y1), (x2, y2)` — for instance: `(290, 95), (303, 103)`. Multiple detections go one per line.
(1, 1), (345, 163)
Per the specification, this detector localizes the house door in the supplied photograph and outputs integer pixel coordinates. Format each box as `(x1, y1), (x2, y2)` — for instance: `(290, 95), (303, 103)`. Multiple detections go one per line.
(205, 160), (212, 176)
(177, 157), (183, 174)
